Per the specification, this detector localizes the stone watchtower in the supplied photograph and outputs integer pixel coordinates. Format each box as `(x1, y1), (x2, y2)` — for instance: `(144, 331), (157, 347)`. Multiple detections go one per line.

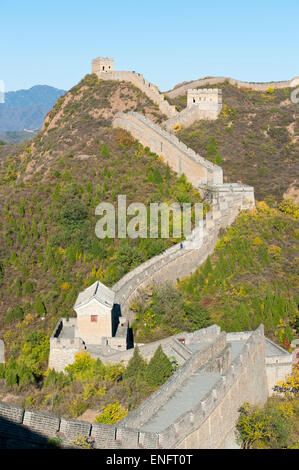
(186, 88), (222, 119)
(187, 88), (222, 108)
(73, 281), (116, 345)
(92, 56), (114, 75)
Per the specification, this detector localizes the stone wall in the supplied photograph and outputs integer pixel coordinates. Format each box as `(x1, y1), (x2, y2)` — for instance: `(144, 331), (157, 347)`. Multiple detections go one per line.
(113, 111), (223, 187)
(0, 340), (4, 363)
(88, 325), (219, 366)
(92, 57), (114, 74)
(187, 88), (222, 106)
(164, 104), (218, 132)
(265, 338), (293, 395)
(118, 329), (226, 430)
(166, 76), (299, 99)
(48, 319), (85, 372)
(166, 325), (269, 449)
(94, 70), (178, 118)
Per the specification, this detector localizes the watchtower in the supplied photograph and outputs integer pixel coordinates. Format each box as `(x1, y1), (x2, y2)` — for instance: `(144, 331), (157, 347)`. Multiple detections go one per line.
(187, 88), (222, 107)
(92, 56), (114, 75)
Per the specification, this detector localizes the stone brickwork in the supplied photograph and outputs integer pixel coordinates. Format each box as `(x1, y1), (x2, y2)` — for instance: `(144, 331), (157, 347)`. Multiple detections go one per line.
(48, 318), (86, 372)
(0, 340), (4, 363)
(1, 325), (291, 449)
(164, 89), (222, 131)
(113, 111), (223, 186)
(92, 56), (114, 74)
(166, 76), (299, 99)
(187, 88), (222, 107)
(92, 57), (222, 126)
(118, 329), (226, 429)
(264, 338), (293, 395)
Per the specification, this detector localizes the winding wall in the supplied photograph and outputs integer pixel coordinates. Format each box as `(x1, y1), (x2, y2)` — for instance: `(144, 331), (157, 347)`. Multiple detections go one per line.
(166, 76), (299, 99)
(113, 111), (223, 186)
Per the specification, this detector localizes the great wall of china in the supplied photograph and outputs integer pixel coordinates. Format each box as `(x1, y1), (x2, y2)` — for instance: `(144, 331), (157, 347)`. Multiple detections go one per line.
(166, 75), (299, 99)
(0, 57), (294, 449)
(0, 325), (292, 449)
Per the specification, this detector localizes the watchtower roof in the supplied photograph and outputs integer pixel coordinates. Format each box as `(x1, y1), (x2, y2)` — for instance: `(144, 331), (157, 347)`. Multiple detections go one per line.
(74, 281), (115, 310)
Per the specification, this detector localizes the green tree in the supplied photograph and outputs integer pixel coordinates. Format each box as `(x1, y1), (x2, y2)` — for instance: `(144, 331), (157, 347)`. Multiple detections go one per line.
(95, 401), (128, 424)
(236, 402), (274, 449)
(33, 297), (46, 316)
(123, 346), (147, 381)
(4, 306), (24, 324)
(145, 345), (173, 387)
(207, 136), (218, 156)
(215, 152), (222, 165)
(100, 144), (110, 159)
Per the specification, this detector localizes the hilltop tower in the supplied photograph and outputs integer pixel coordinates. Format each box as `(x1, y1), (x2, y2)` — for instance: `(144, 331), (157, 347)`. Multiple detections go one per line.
(187, 88), (222, 108)
(92, 56), (114, 74)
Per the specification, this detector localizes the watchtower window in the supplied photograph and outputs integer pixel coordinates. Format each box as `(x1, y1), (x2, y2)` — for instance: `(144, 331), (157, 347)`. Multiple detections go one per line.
(91, 315), (98, 322)
(193, 98), (195, 103)
(102, 66), (105, 71)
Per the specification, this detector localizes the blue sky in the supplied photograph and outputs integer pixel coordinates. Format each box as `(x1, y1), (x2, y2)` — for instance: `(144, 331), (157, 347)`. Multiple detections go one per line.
(1, 0), (298, 92)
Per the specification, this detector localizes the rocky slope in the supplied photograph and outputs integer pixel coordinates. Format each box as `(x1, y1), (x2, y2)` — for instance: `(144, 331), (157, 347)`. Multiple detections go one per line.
(167, 82), (299, 202)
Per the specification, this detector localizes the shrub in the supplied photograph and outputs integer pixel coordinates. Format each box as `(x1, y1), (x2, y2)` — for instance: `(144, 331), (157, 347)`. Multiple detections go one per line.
(207, 136), (218, 156)
(278, 199), (299, 219)
(215, 153), (222, 165)
(236, 399), (295, 449)
(236, 402), (275, 449)
(95, 401), (128, 424)
(44, 369), (70, 389)
(100, 143), (110, 159)
(68, 399), (89, 418)
(33, 297), (46, 316)
(4, 306), (24, 324)
(59, 199), (88, 228)
(4, 360), (19, 386)
(23, 280), (34, 294)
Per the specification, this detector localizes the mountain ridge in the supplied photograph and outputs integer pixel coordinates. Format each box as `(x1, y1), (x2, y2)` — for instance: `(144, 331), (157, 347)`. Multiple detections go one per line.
(0, 84), (66, 138)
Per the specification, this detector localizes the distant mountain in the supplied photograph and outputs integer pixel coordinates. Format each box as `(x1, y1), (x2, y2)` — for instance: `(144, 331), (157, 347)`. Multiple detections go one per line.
(0, 130), (39, 145)
(0, 84), (66, 138)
